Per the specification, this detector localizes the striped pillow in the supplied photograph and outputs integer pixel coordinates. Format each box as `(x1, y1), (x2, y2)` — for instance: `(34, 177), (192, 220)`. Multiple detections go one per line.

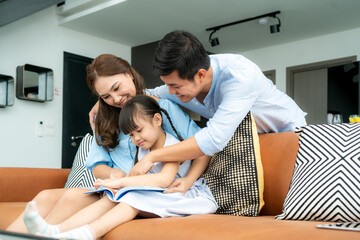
(64, 133), (96, 188)
(276, 123), (360, 222)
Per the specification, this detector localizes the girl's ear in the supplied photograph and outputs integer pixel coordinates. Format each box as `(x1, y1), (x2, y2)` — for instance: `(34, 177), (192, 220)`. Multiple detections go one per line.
(153, 113), (162, 127)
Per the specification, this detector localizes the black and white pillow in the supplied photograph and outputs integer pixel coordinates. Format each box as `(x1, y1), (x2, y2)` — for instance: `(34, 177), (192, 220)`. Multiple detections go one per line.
(64, 133), (96, 188)
(276, 123), (360, 222)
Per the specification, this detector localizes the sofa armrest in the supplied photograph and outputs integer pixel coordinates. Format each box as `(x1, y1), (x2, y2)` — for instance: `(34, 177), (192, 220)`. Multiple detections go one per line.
(0, 167), (70, 202)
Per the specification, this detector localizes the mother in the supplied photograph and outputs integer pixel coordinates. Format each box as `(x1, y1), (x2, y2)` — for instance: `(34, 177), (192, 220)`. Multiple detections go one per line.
(7, 54), (209, 233)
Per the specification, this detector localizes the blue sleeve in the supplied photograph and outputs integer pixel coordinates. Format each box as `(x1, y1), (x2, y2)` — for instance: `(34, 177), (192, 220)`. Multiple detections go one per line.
(158, 99), (201, 140)
(85, 132), (136, 173)
(85, 136), (113, 171)
(195, 66), (258, 156)
(146, 85), (172, 99)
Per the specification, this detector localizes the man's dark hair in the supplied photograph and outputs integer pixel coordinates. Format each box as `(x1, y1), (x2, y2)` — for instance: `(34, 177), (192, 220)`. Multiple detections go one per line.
(153, 30), (210, 81)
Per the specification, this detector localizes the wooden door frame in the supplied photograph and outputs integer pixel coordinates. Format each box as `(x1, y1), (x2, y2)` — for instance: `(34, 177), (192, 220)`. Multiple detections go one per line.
(286, 56), (357, 98)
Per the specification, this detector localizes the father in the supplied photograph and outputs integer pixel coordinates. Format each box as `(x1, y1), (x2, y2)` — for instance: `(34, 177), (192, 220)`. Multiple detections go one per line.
(129, 30), (306, 215)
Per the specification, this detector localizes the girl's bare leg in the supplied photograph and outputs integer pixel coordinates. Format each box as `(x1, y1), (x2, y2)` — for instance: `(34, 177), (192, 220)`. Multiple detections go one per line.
(45, 188), (99, 224)
(54, 201), (140, 239)
(6, 188), (66, 233)
(7, 188), (99, 233)
(24, 196), (119, 237)
(58, 196), (118, 232)
(90, 203), (140, 238)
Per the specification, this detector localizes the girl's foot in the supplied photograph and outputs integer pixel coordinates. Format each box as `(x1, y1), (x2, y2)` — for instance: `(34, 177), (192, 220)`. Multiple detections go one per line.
(23, 201), (59, 235)
(53, 225), (95, 240)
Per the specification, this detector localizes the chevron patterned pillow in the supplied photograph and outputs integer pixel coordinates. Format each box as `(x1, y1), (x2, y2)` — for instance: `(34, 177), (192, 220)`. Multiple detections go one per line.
(276, 123), (360, 222)
(64, 133), (96, 188)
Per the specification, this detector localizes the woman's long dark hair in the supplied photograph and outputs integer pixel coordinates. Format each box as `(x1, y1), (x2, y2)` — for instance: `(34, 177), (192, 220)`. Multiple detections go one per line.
(119, 95), (183, 164)
(86, 54), (145, 151)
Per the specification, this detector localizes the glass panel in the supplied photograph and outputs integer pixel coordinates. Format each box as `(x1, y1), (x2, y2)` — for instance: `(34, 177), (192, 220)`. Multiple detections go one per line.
(16, 64), (53, 102)
(0, 74), (14, 107)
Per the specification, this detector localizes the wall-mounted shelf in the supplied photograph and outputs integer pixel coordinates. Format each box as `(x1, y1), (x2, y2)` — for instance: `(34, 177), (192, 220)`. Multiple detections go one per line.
(16, 64), (53, 102)
(0, 74), (14, 108)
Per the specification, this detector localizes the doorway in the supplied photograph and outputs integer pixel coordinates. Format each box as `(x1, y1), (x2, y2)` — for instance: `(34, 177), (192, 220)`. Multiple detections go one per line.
(62, 52), (96, 168)
(286, 56), (356, 125)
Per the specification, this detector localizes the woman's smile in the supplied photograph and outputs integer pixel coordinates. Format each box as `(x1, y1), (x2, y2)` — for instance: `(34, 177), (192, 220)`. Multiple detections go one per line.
(119, 96), (129, 107)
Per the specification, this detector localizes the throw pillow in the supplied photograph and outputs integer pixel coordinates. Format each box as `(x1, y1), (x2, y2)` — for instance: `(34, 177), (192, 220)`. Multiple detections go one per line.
(64, 133), (96, 188)
(201, 112), (264, 216)
(276, 123), (360, 222)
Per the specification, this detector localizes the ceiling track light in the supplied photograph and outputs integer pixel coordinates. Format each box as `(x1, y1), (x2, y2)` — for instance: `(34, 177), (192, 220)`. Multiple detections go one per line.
(209, 29), (220, 47)
(270, 16), (281, 33)
(206, 10), (281, 47)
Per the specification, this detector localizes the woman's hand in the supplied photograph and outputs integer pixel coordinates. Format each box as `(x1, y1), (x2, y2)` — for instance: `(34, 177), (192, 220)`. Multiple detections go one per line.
(89, 100), (99, 131)
(166, 177), (193, 194)
(127, 154), (154, 176)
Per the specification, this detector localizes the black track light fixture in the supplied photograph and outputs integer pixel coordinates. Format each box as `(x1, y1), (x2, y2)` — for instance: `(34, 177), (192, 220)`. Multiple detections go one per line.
(270, 16), (281, 33)
(206, 11), (281, 47)
(209, 29), (220, 47)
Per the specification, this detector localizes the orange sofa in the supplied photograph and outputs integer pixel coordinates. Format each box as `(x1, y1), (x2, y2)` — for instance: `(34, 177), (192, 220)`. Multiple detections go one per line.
(0, 132), (358, 239)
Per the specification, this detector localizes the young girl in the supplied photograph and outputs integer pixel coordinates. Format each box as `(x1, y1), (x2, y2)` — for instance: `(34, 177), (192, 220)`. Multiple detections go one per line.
(23, 95), (218, 240)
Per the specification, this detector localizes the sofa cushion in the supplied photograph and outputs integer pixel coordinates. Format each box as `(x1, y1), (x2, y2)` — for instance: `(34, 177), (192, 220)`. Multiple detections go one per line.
(201, 112), (264, 216)
(0, 202), (26, 229)
(103, 215), (360, 240)
(64, 133), (96, 188)
(276, 123), (360, 222)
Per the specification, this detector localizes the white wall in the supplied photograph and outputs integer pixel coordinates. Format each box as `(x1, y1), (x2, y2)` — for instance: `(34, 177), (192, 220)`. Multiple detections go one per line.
(1, 5), (360, 169)
(241, 27), (360, 93)
(0, 6), (131, 168)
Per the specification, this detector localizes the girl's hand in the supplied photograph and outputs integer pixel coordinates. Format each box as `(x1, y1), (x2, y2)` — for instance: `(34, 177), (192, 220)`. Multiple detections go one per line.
(94, 178), (122, 190)
(110, 171), (125, 179)
(89, 101), (99, 131)
(166, 177), (193, 194)
(93, 179), (102, 190)
(127, 154), (153, 176)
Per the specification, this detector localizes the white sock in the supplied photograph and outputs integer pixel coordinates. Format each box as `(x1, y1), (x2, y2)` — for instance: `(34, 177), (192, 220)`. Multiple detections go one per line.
(53, 225), (96, 240)
(23, 201), (59, 235)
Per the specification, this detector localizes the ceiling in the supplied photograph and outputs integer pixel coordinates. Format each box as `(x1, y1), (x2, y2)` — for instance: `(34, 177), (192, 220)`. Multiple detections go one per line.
(3, 0), (360, 53)
(0, 0), (63, 27)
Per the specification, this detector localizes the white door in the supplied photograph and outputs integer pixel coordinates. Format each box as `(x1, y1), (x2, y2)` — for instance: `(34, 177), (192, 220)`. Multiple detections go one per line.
(293, 69), (328, 125)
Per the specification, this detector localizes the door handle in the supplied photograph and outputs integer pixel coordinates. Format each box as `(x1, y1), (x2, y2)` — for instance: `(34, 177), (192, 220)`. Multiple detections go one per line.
(71, 135), (84, 141)
(71, 135), (84, 147)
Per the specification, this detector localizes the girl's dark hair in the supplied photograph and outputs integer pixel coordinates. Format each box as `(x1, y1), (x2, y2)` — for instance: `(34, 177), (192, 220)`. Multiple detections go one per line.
(153, 30), (210, 81)
(119, 95), (183, 164)
(86, 54), (145, 152)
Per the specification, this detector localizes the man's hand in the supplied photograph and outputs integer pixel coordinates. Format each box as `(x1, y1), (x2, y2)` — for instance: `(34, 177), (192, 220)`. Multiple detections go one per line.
(127, 154), (153, 176)
(89, 101), (99, 131)
(166, 177), (193, 194)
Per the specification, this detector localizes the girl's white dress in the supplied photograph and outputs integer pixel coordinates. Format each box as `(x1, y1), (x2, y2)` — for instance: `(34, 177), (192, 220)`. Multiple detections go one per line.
(107, 132), (218, 217)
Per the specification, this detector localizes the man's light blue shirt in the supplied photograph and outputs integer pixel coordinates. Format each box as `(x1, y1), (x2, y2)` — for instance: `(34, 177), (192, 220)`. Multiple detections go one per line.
(148, 54), (307, 156)
(85, 98), (200, 173)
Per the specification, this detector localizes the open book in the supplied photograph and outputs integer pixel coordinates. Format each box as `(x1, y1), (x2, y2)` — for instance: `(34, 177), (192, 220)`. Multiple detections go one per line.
(85, 185), (166, 201)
